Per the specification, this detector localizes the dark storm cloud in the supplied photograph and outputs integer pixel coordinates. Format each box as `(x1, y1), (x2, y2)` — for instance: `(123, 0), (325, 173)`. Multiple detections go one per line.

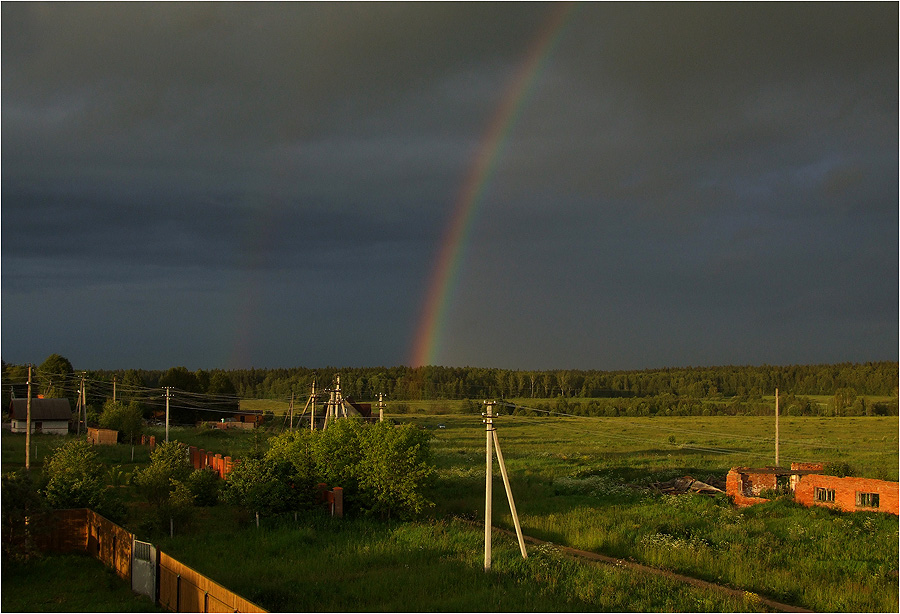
(2, 2), (896, 370)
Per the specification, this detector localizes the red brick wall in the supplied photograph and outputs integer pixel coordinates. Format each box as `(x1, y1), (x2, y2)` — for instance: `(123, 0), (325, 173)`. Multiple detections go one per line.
(795, 474), (899, 515)
(726, 470), (770, 507)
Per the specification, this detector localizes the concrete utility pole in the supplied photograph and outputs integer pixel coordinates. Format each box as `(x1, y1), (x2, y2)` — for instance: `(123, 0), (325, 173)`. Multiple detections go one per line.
(310, 379), (317, 431)
(377, 392), (386, 423)
(775, 388), (780, 467)
(483, 400), (527, 571)
(25, 365), (32, 471)
(164, 387), (173, 443)
(484, 401), (494, 571)
(493, 425), (527, 559)
(113, 376), (117, 403)
(289, 392), (295, 430)
(80, 373), (86, 433)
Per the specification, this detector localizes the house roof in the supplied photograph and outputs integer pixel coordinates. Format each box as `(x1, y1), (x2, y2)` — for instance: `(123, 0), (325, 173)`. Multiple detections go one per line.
(9, 398), (72, 421)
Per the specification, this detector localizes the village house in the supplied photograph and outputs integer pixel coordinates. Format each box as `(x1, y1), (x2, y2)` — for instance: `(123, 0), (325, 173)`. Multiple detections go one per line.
(727, 463), (899, 515)
(8, 398), (72, 435)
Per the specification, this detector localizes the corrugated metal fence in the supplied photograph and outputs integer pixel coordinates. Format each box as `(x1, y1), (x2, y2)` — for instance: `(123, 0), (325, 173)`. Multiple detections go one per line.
(39, 509), (266, 613)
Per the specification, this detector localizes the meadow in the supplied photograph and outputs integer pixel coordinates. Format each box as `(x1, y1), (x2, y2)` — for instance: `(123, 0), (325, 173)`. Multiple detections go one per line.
(3, 412), (898, 611)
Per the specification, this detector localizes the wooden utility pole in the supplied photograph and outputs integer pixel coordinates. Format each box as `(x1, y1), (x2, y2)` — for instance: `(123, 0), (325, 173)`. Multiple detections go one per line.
(25, 365), (32, 471)
(75, 373), (86, 435)
(81, 373), (86, 433)
(775, 388), (780, 467)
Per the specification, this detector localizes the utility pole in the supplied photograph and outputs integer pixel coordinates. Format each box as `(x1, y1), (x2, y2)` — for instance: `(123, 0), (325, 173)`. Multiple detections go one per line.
(25, 365), (32, 471)
(377, 392), (385, 423)
(289, 391), (295, 430)
(164, 387), (173, 443)
(775, 388), (780, 467)
(483, 400), (527, 571)
(80, 373), (86, 433)
(310, 379), (317, 431)
(493, 420), (527, 559)
(113, 376), (117, 403)
(75, 372), (86, 435)
(484, 401), (493, 571)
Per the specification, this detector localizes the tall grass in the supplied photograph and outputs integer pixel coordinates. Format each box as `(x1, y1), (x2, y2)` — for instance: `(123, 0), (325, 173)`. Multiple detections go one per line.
(1, 553), (161, 612)
(157, 515), (763, 612)
(419, 414), (900, 612)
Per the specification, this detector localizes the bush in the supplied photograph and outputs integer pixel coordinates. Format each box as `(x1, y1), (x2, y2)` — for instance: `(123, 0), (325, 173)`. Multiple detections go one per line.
(133, 441), (192, 506)
(824, 461), (854, 477)
(222, 456), (304, 516)
(186, 468), (221, 507)
(42, 440), (124, 521)
(2, 470), (48, 562)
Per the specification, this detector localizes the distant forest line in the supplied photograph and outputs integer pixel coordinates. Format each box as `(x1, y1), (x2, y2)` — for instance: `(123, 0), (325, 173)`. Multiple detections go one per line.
(4, 359), (897, 422)
(6, 359), (896, 401)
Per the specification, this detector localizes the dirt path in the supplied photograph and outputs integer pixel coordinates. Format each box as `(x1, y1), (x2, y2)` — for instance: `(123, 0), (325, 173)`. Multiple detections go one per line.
(488, 525), (814, 613)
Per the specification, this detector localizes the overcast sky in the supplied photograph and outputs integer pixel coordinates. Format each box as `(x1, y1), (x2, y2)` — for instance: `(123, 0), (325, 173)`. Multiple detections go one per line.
(2, 2), (897, 372)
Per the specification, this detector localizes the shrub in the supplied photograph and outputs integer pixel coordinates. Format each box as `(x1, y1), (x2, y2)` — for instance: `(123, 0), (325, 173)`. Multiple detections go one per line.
(186, 468), (221, 507)
(356, 421), (435, 520)
(133, 441), (192, 506)
(42, 440), (124, 521)
(222, 456), (304, 516)
(2, 470), (48, 562)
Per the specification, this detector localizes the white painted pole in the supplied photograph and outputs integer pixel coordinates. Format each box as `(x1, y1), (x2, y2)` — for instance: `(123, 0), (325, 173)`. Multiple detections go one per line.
(484, 401), (493, 571)
(493, 429), (527, 559)
(775, 388), (780, 467)
(164, 387), (171, 443)
(311, 379), (317, 431)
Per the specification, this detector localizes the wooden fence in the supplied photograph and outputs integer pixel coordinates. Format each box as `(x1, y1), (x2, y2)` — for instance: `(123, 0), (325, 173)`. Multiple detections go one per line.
(39, 509), (266, 613)
(159, 552), (266, 613)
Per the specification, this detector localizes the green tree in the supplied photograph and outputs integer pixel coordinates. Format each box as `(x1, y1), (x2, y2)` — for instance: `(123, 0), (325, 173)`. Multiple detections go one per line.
(222, 456), (303, 517)
(99, 400), (144, 446)
(2, 470), (48, 562)
(356, 422), (435, 520)
(133, 441), (192, 506)
(37, 354), (74, 399)
(42, 440), (124, 520)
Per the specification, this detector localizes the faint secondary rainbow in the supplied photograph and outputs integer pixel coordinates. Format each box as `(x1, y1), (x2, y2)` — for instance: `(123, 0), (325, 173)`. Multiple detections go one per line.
(410, 2), (576, 368)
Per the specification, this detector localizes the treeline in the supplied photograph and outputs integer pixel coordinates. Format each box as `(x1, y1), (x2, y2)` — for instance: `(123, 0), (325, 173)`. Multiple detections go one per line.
(7, 359), (895, 403)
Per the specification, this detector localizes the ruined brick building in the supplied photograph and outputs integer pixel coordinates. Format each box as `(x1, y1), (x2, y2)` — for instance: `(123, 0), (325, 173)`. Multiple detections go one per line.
(727, 463), (898, 515)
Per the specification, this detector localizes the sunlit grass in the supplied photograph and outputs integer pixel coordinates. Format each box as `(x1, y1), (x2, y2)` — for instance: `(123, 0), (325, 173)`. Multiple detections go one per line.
(418, 414), (900, 612)
(157, 515), (764, 612)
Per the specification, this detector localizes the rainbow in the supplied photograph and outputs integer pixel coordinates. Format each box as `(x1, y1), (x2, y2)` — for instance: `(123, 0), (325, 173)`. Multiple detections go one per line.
(410, 2), (576, 367)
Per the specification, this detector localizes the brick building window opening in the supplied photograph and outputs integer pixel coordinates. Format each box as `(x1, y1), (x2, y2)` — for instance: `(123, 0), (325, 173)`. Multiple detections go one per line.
(814, 487), (835, 503)
(856, 492), (880, 508)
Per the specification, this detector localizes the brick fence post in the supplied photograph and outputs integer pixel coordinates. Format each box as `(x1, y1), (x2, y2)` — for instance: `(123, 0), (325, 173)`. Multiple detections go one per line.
(149, 436), (156, 452)
(332, 487), (343, 518)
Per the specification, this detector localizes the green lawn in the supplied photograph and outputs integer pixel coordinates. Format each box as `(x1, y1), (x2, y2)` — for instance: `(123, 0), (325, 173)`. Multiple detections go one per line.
(1, 554), (162, 612)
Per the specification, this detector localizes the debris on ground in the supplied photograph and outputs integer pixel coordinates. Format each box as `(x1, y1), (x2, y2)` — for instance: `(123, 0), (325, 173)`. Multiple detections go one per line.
(651, 476), (724, 495)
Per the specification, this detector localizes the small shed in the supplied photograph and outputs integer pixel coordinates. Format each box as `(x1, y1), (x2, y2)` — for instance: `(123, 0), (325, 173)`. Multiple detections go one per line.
(87, 427), (119, 445)
(9, 398), (72, 435)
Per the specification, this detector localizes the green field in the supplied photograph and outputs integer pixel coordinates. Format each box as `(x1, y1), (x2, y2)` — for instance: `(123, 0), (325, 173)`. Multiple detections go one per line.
(1, 553), (161, 612)
(3, 413), (898, 612)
